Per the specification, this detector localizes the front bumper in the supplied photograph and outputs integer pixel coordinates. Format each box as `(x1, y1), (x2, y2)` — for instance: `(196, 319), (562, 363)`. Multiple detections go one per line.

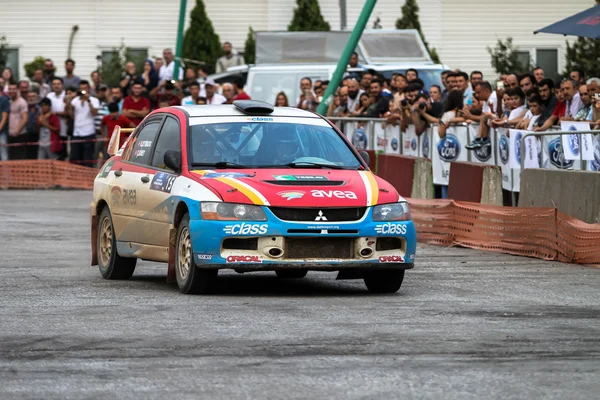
(189, 208), (417, 270)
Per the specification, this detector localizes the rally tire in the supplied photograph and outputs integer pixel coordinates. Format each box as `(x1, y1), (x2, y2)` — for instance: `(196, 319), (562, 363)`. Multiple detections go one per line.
(363, 270), (405, 293)
(175, 214), (217, 294)
(97, 207), (136, 280)
(275, 269), (308, 279)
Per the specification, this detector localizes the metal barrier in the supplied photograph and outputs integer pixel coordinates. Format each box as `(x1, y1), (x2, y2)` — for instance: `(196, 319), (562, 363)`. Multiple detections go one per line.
(328, 116), (600, 194)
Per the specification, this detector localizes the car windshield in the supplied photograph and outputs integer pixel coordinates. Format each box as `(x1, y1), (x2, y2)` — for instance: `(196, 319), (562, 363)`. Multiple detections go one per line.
(189, 121), (361, 169)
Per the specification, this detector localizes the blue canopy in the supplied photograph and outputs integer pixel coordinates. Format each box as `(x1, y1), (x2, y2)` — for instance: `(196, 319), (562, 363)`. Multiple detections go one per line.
(534, 5), (600, 39)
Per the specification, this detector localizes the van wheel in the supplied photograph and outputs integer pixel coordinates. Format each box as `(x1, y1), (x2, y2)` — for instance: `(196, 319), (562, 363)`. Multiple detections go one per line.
(364, 270), (404, 293)
(97, 207), (136, 279)
(175, 214), (217, 294)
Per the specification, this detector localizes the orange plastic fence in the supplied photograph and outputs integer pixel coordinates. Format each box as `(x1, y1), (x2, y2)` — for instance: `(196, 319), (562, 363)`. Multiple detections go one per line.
(407, 198), (600, 265)
(0, 160), (97, 190)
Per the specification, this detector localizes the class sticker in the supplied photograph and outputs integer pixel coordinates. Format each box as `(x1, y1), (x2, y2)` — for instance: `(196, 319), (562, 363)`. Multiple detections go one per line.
(150, 172), (177, 193)
(202, 172), (254, 179)
(273, 175), (328, 181)
(98, 159), (116, 178)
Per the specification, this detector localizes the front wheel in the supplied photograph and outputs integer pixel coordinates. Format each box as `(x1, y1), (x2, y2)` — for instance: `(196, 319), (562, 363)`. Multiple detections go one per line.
(97, 207), (136, 279)
(364, 270), (405, 293)
(175, 214), (217, 294)
(275, 269), (308, 279)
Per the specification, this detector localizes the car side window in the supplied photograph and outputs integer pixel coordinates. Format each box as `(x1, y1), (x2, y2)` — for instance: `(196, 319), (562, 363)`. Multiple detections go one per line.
(151, 117), (181, 170)
(124, 121), (161, 165)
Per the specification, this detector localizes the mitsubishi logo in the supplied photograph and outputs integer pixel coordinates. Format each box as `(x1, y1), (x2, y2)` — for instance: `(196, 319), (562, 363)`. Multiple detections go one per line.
(314, 210), (328, 221)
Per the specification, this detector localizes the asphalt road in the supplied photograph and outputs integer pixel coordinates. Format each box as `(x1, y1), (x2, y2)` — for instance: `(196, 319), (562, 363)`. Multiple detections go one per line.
(0, 190), (599, 400)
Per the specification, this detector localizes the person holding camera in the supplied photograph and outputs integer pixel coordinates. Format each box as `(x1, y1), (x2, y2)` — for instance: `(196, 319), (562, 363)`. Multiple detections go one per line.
(66, 80), (100, 167)
(120, 62), (138, 97)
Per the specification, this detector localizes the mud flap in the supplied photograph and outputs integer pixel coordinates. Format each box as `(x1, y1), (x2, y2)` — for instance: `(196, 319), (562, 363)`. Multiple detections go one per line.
(91, 215), (98, 266)
(336, 269), (365, 280)
(167, 228), (177, 284)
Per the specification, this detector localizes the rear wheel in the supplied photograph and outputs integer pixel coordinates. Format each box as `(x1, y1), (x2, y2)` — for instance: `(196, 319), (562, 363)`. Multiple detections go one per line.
(275, 269), (308, 279)
(97, 207), (136, 279)
(175, 214), (217, 294)
(364, 270), (405, 293)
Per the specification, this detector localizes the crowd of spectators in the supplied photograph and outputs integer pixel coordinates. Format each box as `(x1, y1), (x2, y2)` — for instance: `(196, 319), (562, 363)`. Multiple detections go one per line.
(0, 41), (599, 168)
(0, 43), (249, 166)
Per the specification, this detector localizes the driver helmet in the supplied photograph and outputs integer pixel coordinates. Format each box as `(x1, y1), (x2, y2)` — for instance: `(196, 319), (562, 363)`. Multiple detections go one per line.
(269, 126), (301, 163)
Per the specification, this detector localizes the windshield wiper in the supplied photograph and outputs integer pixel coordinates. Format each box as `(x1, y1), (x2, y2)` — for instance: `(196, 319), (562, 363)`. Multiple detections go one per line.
(192, 161), (250, 169)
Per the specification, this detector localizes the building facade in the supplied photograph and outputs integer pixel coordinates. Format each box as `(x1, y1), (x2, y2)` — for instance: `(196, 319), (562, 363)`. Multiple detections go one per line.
(1, 0), (592, 83)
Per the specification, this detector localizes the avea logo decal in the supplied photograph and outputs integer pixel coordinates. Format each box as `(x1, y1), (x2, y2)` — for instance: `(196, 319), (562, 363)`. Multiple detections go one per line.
(379, 255), (405, 263)
(567, 125), (580, 156)
(352, 128), (368, 150)
(226, 255), (262, 263)
(277, 191), (305, 200)
(514, 131), (523, 164)
(374, 223), (407, 235)
(247, 117), (273, 122)
(474, 139), (492, 162)
(223, 223), (268, 235)
(411, 138), (417, 151)
(548, 138), (574, 169)
(422, 134), (430, 157)
(311, 190), (357, 199)
(498, 135), (509, 165)
(437, 134), (460, 162)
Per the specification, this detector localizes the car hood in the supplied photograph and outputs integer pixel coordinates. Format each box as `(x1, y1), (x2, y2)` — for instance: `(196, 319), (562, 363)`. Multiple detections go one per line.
(189, 168), (402, 207)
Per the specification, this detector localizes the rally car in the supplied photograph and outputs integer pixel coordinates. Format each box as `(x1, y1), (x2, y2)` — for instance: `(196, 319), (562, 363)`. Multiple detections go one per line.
(90, 100), (416, 294)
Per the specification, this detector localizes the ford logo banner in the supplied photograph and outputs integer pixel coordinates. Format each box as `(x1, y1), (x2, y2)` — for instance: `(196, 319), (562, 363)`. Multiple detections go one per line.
(499, 135), (509, 165)
(411, 138), (417, 151)
(391, 137), (398, 151)
(548, 137), (574, 169)
(474, 140), (492, 162)
(437, 134), (461, 162)
(568, 125), (580, 157)
(514, 131), (523, 164)
(352, 128), (368, 150)
(422, 133), (430, 158)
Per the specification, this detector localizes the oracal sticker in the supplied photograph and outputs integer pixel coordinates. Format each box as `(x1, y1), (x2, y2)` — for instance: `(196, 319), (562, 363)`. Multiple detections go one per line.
(226, 255), (262, 263)
(379, 255), (405, 263)
(150, 172), (177, 193)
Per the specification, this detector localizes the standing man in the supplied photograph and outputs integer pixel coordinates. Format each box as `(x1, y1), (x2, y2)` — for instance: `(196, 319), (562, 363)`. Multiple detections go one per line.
(94, 84), (110, 163)
(42, 59), (56, 85)
(0, 80), (9, 161)
(346, 78), (364, 114)
(37, 98), (61, 160)
(66, 80), (100, 167)
(122, 81), (150, 126)
(232, 75), (250, 100)
(63, 59), (81, 91)
(110, 87), (124, 113)
(32, 70), (51, 100)
(47, 77), (68, 160)
(8, 83), (28, 160)
(221, 83), (236, 104)
(25, 91), (41, 159)
(216, 42), (245, 73)
(158, 48), (182, 83)
(533, 67), (545, 83)
(181, 81), (201, 105)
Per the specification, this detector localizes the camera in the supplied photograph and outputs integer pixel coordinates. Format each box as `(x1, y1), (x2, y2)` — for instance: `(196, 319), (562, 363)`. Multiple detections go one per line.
(401, 99), (409, 107)
(418, 102), (426, 110)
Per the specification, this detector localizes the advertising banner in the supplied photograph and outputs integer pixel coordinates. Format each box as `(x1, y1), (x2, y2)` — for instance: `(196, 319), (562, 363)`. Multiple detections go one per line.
(467, 124), (496, 166)
(560, 121), (594, 161)
(384, 124), (401, 154)
(432, 126), (468, 185)
(402, 124), (419, 157)
(495, 128), (512, 191)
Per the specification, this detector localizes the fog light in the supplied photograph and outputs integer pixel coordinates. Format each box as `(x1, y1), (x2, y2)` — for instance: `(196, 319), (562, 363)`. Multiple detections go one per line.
(359, 248), (373, 258)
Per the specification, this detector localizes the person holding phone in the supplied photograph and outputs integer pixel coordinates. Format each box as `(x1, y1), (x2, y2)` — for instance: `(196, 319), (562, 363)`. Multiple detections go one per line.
(66, 80), (100, 167)
(296, 77), (316, 111)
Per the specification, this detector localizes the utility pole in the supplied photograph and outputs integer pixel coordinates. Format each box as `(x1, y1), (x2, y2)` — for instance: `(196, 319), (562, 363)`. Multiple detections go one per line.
(173, 0), (187, 82)
(339, 0), (347, 30)
(317, 0), (377, 115)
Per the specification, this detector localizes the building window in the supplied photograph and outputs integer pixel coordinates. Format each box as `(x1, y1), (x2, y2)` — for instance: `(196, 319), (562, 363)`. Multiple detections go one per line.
(535, 49), (558, 81)
(5, 48), (19, 81)
(515, 51), (531, 72)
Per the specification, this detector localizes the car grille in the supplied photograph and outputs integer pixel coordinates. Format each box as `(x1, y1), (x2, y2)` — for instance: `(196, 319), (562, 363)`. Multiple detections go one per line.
(269, 207), (366, 222)
(286, 238), (354, 259)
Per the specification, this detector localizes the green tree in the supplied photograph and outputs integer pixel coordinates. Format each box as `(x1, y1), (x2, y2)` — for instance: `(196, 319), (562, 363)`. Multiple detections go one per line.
(395, 0), (440, 64)
(182, 0), (221, 73)
(487, 37), (532, 75)
(0, 35), (9, 71)
(564, 0), (600, 78)
(244, 26), (256, 65)
(24, 56), (47, 79)
(288, 0), (331, 31)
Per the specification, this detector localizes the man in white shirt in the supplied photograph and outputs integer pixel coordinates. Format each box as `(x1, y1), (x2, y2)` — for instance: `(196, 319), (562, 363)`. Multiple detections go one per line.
(346, 78), (364, 113)
(465, 81), (498, 150)
(66, 80), (100, 167)
(159, 48), (183, 83)
(204, 79), (226, 105)
(562, 78), (583, 118)
(181, 82), (201, 105)
(47, 77), (67, 138)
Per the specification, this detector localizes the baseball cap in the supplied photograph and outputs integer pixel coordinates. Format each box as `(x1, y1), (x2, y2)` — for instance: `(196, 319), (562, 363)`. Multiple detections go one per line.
(205, 78), (216, 87)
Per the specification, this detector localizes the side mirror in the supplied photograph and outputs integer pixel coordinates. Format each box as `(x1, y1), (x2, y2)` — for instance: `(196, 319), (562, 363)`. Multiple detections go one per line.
(359, 150), (370, 167)
(164, 150), (182, 173)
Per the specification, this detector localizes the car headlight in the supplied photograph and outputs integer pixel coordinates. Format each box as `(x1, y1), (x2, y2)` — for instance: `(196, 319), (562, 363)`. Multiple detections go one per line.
(201, 202), (267, 221)
(372, 202), (411, 221)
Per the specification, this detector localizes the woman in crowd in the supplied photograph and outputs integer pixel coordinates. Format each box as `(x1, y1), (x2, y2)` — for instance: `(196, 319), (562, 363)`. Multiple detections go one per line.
(141, 59), (159, 95)
(274, 92), (289, 107)
(2, 67), (14, 93)
(437, 89), (465, 138)
(352, 92), (372, 117)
